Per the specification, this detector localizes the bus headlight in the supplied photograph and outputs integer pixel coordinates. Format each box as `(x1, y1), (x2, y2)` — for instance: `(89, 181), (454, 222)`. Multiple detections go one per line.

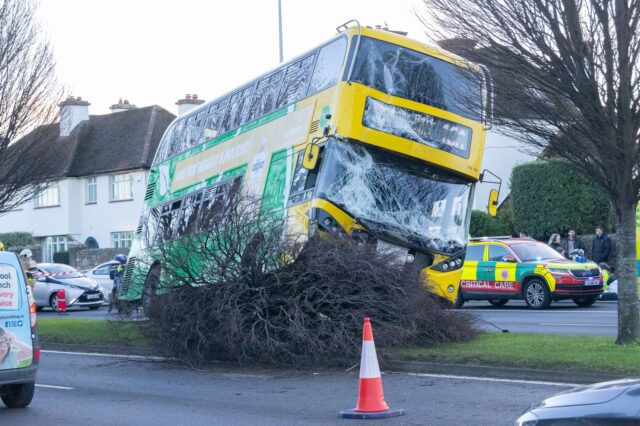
(431, 250), (465, 272)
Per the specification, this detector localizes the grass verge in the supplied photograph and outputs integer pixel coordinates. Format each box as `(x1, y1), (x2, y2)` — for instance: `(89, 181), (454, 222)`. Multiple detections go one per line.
(396, 333), (640, 376)
(37, 318), (150, 348)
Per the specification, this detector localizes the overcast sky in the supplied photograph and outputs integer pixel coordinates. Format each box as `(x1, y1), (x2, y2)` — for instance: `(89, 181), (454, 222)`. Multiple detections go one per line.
(38, 0), (426, 116)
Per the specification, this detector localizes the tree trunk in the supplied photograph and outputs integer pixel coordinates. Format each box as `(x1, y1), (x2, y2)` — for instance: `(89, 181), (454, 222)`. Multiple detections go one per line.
(615, 204), (640, 343)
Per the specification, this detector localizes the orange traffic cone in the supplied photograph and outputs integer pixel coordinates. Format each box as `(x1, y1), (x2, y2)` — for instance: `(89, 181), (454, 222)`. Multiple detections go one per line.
(340, 317), (404, 419)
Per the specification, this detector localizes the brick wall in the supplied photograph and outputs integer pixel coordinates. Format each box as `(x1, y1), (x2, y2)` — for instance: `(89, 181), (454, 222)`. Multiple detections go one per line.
(68, 247), (124, 271)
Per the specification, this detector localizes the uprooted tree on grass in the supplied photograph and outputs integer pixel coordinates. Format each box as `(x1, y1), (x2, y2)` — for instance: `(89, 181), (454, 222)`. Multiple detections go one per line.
(142, 196), (478, 366)
(422, 0), (640, 343)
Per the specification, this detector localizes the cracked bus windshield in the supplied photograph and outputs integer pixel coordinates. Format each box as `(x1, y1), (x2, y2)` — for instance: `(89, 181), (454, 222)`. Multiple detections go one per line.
(316, 139), (473, 254)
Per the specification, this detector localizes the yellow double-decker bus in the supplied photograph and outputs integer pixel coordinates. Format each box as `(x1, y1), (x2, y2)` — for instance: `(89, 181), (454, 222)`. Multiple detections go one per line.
(120, 21), (494, 306)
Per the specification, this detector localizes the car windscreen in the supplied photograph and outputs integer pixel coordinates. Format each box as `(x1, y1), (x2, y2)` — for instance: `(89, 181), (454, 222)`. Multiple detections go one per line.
(510, 242), (566, 262)
(40, 264), (83, 278)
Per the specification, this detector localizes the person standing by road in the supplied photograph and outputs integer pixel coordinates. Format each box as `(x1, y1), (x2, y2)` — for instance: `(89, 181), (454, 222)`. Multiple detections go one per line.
(562, 229), (585, 255)
(109, 254), (127, 313)
(18, 249), (37, 289)
(548, 233), (565, 256)
(592, 226), (611, 263)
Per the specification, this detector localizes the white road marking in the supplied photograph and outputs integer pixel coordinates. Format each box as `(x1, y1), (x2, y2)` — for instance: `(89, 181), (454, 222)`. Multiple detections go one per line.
(463, 309), (616, 313)
(404, 372), (578, 387)
(35, 384), (74, 390)
(538, 323), (617, 327)
(41, 350), (169, 361)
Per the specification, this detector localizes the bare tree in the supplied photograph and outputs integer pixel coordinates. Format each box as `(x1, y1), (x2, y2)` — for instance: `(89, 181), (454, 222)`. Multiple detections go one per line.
(0, 0), (62, 214)
(421, 0), (640, 343)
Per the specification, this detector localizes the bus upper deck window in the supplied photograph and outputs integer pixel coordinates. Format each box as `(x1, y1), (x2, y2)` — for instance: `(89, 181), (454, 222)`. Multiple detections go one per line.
(276, 54), (316, 109)
(308, 37), (347, 95)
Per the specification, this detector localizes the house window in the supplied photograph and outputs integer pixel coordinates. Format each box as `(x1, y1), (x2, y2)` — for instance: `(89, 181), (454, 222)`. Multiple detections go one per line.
(86, 177), (97, 203)
(43, 235), (69, 262)
(111, 231), (134, 248)
(110, 173), (133, 201)
(35, 183), (60, 207)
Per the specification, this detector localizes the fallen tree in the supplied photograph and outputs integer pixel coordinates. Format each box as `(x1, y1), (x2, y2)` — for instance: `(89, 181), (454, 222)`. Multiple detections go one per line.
(143, 197), (478, 366)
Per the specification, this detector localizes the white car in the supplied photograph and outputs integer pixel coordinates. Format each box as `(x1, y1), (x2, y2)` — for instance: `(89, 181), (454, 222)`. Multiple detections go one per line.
(85, 261), (118, 304)
(33, 263), (104, 310)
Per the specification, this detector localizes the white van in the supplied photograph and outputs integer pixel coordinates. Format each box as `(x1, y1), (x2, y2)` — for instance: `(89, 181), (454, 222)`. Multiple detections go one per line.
(0, 251), (39, 408)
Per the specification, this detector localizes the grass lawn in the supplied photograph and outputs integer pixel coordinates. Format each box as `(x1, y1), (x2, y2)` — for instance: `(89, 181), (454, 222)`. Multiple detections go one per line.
(37, 318), (150, 348)
(397, 333), (640, 376)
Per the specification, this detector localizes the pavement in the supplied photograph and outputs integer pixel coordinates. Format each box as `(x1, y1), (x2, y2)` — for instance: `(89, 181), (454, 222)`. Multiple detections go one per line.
(0, 351), (575, 425)
(461, 299), (619, 336)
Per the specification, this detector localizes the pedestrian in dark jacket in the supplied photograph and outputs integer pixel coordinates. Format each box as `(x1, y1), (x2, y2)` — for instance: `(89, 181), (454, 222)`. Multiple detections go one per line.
(592, 226), (611, 263)
(548, 233), (565, 256)
(562, 229), (585, 255)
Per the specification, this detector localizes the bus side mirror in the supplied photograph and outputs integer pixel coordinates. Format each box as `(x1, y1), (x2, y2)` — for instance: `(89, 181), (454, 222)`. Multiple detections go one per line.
(488, 189), (499, 217)
(302, 144), (320, 170)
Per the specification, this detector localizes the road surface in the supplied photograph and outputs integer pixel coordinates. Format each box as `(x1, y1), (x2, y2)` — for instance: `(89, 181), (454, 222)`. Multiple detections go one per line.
(38, 299), (622, 337)
(462, 299), (619, 336)
(0, 351), (573, 425)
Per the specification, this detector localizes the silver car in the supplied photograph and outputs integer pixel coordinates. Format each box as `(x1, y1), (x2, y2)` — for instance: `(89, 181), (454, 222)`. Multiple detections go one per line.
(516, 378), (640, 425)
(33, 263), (104, 311)
(84, 261), (118, 305)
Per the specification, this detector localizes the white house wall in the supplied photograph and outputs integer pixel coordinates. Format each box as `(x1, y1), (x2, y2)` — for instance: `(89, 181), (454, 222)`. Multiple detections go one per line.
(0, 170), (148, 249)
(473, 128), (539, 211)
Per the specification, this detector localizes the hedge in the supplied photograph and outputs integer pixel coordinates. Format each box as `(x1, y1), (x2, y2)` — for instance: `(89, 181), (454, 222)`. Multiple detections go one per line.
(469, 208), (515, 237)
(0, 232), (35, 248)
(510, 161), (613, 240)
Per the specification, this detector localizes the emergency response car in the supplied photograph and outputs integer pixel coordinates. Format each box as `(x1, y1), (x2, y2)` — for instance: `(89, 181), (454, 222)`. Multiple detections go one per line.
(456, 238), (603, 309)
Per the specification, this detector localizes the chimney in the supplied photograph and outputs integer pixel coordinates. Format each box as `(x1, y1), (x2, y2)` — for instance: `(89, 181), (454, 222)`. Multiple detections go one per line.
(58, 96), (90, 137)
(109, 98), (138, 114)
(175, 93), (204, 116)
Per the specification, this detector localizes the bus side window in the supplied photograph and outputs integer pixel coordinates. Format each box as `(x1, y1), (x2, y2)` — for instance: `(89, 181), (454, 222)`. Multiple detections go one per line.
(276, 54), (316, 109)
(307, 36), (348, 96)
(167, 119), (186, 158)
(288, 149), (321, 205)
(144, 207), (160, 246)
(204, 98), (228, 140)
(248, 70), (283, 122)
(176, 192), (202, 238)
(225, 85), (255, 132)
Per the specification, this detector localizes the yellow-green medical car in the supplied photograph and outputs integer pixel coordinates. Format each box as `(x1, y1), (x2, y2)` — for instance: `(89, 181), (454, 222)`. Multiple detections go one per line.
(457, 238), (603, 309)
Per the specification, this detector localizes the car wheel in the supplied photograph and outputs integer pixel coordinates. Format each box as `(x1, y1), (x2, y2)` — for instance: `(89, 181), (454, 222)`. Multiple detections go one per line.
(572, 296), (598, 307)
(488, 299), (509, 307)
(49, 293), (59, 311)
(1, 382), (35, 408)
(523, 279), (552, 309)
(35, 307), (43, 312)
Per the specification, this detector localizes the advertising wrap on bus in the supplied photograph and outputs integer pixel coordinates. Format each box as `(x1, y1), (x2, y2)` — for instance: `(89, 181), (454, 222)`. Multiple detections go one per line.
(120, 25), (493, 305)
(0, 264), (33, 370)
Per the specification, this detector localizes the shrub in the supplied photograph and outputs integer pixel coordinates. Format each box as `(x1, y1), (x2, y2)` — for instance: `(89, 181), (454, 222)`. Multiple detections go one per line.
(0, 232), (35, 247)
(143, 197), (478, 366)
(510, 161), (613, 240)
(470, 208), (515, 237)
